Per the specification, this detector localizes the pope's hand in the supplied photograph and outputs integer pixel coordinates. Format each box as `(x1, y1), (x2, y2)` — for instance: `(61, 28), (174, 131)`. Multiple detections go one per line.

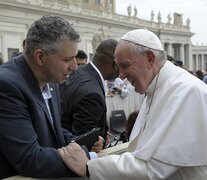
(57, 142), (89, 177)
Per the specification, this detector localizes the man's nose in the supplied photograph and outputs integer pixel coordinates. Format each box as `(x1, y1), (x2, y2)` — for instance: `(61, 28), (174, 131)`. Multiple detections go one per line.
(70, 57), (78, 70)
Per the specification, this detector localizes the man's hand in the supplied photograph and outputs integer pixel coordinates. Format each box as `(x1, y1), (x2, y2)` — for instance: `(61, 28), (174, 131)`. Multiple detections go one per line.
(57, 142), (89, 177)
(91, 136), (104, 153)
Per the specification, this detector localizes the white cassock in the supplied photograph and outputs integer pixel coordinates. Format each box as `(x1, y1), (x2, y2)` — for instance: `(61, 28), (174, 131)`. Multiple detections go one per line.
(87, 61), (207, 180)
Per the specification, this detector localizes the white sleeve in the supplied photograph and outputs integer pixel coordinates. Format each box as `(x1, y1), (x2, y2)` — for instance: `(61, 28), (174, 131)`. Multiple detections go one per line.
(89, 152), (98, 159)
(87, 152), (150, 180)
(120, 86), (129, 98)
(114, 78), (129, 98)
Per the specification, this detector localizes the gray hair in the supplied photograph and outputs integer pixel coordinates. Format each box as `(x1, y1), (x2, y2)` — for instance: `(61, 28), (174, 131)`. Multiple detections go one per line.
(24, 16), (80, 58)
(121, 40), (167, 63)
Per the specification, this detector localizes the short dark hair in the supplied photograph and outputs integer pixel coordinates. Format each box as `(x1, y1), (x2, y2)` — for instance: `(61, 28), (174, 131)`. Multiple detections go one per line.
(167, 55), (174, 62)
(76, 50), (88, 60)
(126, 110), (139, 138)
(93, 39), (118, 65)
(195, 70), (204, 80)
(175, 60), (183, 66)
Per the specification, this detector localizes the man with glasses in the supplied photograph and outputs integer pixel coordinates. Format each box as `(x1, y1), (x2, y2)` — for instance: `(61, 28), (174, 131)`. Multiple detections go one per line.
(61, 39), (119, 143)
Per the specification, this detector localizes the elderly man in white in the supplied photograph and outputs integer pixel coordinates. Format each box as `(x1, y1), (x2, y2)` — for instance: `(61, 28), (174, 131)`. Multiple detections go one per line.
(57, 29), (207, 180)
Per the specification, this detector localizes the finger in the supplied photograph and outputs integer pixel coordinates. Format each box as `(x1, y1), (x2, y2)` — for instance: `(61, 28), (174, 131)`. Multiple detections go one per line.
(57, 148), (64, 157)
(94, 141), (103, 148)
(61, 146), (67, 151)
(91, 146), (102, 153)
(94, 137), (103, 146)
(99, 136), (105, 143)
(72, 142), (81, 147)
(69, 142), (79, 147)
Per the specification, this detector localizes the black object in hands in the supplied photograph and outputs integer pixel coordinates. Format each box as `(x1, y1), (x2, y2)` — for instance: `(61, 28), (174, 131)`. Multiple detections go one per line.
(71, 128), (100, 150)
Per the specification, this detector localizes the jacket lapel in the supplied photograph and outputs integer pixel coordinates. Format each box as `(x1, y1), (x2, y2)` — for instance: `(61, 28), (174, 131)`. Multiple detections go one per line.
(15, 56), (56, 131)
(83, 63), (105, 96)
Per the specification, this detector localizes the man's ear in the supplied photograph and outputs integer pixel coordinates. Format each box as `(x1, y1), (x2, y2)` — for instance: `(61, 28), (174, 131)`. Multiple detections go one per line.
(146, 50), (155, 68)
(33, 49), (46, 66)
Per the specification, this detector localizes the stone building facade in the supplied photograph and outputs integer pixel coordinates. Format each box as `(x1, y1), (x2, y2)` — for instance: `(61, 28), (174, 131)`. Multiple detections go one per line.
(192, 45), (207, 71)
(0, 0), (206, 71)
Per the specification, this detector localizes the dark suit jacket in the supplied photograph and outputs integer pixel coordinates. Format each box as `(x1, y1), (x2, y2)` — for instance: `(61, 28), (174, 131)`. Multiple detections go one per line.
(61, 63), (108, 141)
(0, 55), (89, 179)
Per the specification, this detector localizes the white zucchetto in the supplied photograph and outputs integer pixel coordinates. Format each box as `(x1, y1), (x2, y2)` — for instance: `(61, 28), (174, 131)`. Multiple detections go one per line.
(121, 29), (164, 51)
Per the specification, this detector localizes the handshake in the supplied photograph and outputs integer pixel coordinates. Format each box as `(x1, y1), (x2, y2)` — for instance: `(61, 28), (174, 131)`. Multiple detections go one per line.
(57, 129), (105, 177)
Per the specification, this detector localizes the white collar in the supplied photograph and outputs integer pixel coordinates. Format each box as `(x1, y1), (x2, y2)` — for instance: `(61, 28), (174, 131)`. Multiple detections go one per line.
(90, 61), (107, 92)
(42, 83), (52, 100)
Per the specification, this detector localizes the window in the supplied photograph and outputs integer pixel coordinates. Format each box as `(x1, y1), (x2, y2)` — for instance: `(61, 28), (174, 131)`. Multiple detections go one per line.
(8, 48), (19, 60)
(96, 0), (101, 5)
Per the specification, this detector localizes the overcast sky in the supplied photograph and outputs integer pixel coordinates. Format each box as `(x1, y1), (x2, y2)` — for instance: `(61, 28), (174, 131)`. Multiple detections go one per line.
(116, 0), (207, 46)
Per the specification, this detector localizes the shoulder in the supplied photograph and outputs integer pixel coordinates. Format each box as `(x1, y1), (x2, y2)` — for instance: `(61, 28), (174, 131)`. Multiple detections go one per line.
(67, 68), (99, 88)
(0, 60), (21, 87)
(163, 69), (207, 99)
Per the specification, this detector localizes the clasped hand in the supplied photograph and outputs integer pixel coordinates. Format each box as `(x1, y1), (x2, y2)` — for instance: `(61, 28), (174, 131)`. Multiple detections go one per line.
(57, 136), (104, 176)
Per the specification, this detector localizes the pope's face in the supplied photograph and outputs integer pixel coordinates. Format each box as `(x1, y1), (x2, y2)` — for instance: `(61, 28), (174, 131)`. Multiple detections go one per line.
(42, 40), (78, 84)
(114, 41), (152, 94)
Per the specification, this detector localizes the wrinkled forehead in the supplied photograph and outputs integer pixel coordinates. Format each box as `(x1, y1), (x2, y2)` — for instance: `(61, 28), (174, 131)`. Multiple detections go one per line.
(115, 39), (127, 52)
(114, 40), (131, 63)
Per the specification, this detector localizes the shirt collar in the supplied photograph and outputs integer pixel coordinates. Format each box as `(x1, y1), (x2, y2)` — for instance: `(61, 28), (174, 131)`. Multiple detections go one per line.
(90, 61), (107, 92)
(42, 83), (52, 100)
(145, 74), (159, 97)
(145, 61), (168, 96)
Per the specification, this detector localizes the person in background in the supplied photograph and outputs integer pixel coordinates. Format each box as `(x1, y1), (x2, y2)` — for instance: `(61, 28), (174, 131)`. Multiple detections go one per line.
(22, 39), (26, 51)
(195, 70), (204, 80)
(167, 54), (175, 64)
(188, 70), (194, 75)
(76, 49), (87, 66)
(106, 77), (129, 98)
(0, 52), (3, 65)
(0, 15), (103, 179)
(119, 110), (139, 143)
(203, 73), (207, 84)
(175, 60), (183, 66)
(57, 29), (207, 180)
(11, 51), (20, 58)
(125, 110), (139, 140)
(10, 39), (26, 58)
(61, 39), (119, 143)
(59, 49), (88, 93)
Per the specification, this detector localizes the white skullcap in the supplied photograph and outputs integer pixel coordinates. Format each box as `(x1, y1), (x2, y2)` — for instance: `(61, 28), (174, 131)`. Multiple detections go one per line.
(121, 29), (164, 51)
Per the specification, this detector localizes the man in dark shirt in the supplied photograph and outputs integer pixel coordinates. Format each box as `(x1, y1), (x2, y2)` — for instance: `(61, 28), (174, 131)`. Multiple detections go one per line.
(61, 39), (119, 142)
